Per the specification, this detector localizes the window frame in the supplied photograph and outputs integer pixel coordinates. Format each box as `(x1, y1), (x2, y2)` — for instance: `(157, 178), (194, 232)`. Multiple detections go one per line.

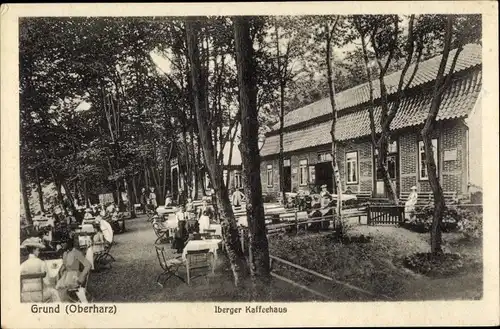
(418, 139), (439, 181)
(266, 164), (273, 187)
(299, 159), (309, 186)
(345, 151), (359, 185)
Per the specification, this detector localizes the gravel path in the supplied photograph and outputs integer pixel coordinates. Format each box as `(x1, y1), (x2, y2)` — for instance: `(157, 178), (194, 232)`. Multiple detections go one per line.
(88, 214), (314, 302)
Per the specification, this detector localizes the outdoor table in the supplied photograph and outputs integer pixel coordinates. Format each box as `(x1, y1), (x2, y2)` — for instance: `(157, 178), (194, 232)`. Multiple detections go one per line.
(44, 258), (63, 287)
(182, 239), (222, 262)
(208, 224), (222, 236)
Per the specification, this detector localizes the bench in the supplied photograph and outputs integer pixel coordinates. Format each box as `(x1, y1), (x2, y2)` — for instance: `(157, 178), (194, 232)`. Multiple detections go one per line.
(400, 191), (457, 206)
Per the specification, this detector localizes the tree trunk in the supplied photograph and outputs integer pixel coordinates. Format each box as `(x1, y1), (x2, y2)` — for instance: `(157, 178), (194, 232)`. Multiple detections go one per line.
(132, 175), (139, 205)
(125, 178), (136, 219)
(34, 167), (45, 213)
(234, 16), (271, 294)
(21, 166), (32, 224)
(186, 17), (247, 287)
(275, 24), (287, 206)
(84, 179), (90, 208)
(325, 22), (343, 217)
(422, 16), (458, 255)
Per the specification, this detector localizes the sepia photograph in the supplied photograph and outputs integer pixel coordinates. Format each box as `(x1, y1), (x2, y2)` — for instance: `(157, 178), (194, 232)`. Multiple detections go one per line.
(2, 2), (499, 328)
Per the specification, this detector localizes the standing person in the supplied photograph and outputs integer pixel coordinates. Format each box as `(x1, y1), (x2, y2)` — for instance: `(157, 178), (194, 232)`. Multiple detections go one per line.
(20, 243), (61, 302)
(149, 187), (158, 209)
(231, 188), (245, 210)
(404, 186), (419, 221)
(164, 190), (173, 208)
(140, 188), (148, 214)
(56, 239), (92, 300)
(198, 210), (211, 233)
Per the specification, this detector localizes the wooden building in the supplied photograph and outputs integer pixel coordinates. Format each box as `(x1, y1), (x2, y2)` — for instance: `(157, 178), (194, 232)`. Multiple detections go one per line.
(260, 44), (482, 199)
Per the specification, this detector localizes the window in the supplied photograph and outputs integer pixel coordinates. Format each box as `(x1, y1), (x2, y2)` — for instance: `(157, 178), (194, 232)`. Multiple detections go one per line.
(234, 172), (242, 189)
(299, 159), (308, 186)
(317, 152), (332, 163)
(346, 151), (358, 184)
(283, 159), (291, 167)
(266, 164), (273, 187)
(418, 139), (438, 180)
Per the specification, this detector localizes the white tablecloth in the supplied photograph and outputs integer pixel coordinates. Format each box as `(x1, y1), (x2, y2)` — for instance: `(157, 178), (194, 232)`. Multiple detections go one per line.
(208, 224), (222, 236)
(44, 259), (63, 287)
(182, 239), (222, 262)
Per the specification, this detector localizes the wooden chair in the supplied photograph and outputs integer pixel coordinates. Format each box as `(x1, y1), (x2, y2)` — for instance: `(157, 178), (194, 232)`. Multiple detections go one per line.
(154, 244), (185, 287)
(185, 248), (214, 285)
(153, 222), (170, 244)
(20, 272), (46, 302)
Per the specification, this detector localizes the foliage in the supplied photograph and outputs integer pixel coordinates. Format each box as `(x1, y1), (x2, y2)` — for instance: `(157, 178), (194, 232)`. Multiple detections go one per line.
(403, 252), (464, 277)
(404, 205), (482, 236)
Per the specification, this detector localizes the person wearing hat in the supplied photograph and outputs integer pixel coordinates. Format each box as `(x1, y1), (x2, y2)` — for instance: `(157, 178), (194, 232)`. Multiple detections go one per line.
(56, 239), (92, 298)
(404, 186), (419, 221)
(320, 184), (332, 209)
(20, 242), (61, 302)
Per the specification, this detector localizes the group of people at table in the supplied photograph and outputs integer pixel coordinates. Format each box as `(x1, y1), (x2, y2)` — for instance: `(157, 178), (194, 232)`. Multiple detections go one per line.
(20, 203), (120, 303)
(152, 188), (246, 258)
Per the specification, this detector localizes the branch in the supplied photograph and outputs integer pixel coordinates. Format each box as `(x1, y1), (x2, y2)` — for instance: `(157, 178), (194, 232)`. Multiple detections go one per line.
(438, 45), (463, 96)
(404, 39), (423, 90)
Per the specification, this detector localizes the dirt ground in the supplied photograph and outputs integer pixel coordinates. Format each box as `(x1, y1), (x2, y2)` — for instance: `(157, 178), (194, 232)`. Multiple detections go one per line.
(88, 215), (482, 302)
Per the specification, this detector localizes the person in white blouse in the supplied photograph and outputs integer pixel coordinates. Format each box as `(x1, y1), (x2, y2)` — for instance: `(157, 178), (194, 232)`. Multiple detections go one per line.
(404, 186), (419, 221)
(175, 205), (188, 223)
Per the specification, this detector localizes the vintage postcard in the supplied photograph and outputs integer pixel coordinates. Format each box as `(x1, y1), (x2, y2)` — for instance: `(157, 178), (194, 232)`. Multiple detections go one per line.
(1, 2), (499, 328)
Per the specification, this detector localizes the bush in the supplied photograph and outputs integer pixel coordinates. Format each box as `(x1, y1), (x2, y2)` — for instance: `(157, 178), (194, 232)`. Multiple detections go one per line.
(403, 252), (464, 277)
(457, 211), (482, 240)
(404, 204), (479, 233)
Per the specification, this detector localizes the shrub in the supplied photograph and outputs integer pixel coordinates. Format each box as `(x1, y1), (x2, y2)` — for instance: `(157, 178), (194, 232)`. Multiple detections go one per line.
(405, 204), (478, 233)
(457, 211), (482, 240)
(403, 252), (464, 277)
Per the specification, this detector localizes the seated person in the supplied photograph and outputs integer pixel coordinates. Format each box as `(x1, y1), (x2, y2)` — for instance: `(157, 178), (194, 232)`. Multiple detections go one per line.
(185, 198), (195, 215)
(175, 205), (188, 222)
(319, 185), (332, 209)
(92, 226), (106, 254)
(56, 239), (91, 300)
(172, 219), (189, 253)
(198, 210), (211, 234)
(164, 191), (173, 208)
(197, 199), (214, 219)
(109, 210), (122, 232)
(404, 186), (419, 221)
(84, 208), (94, 219)
(20, 243), (61, 302)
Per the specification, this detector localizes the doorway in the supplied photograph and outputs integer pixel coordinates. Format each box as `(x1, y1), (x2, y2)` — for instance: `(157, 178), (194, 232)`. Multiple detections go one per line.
(315, 162), (333, 192)
(283, 159), (291, 192)
(375, 140), (399, 197)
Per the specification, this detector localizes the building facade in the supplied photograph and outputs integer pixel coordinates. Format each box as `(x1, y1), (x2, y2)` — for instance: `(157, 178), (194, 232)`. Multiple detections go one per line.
(260, 44), (482, 199)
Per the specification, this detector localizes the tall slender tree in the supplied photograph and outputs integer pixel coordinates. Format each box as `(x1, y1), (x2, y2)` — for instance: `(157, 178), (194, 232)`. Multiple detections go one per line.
(233, 16), (271, 294)
(185, 17), (247, 287)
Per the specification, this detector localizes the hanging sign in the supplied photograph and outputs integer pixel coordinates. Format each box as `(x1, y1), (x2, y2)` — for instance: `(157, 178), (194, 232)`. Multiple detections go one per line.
(444, 149), (457, 161)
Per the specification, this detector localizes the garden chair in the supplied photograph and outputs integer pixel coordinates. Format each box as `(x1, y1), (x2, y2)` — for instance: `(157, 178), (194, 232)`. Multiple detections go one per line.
(154, 244), (185, 287)
(67, 269), (93, 303)
(153, 222), (170, 244)
(185, 248), (214, 286)
(94, 239), (116, 270)
(20, 272), (46, 302)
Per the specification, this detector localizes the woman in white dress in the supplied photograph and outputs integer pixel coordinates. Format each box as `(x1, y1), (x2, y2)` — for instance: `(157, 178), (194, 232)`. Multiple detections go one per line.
(404, 186), (419, 221)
